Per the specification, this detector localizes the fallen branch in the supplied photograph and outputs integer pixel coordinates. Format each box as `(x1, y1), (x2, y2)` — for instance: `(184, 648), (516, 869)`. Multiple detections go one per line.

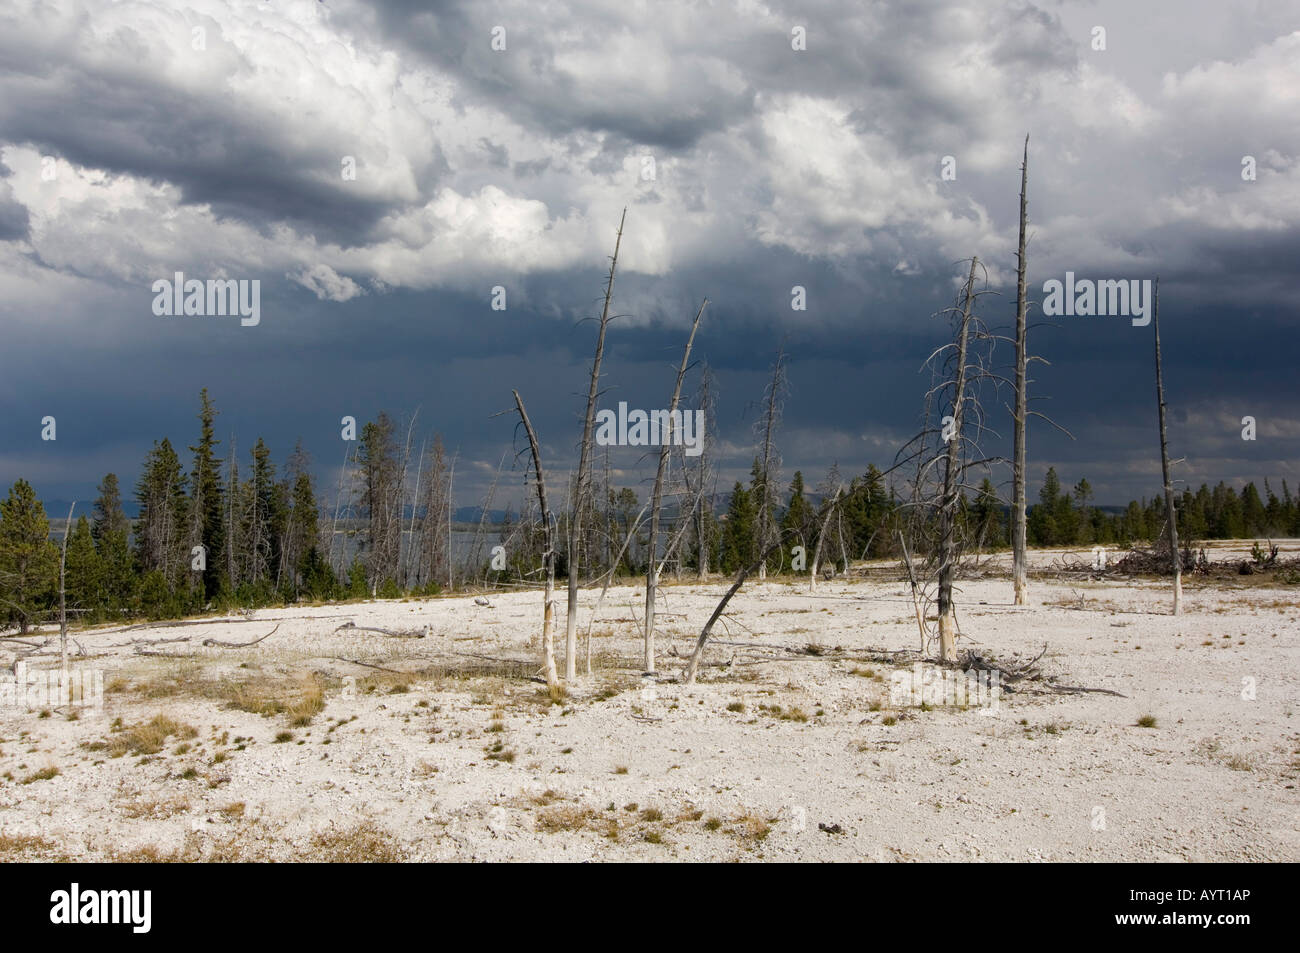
(333, 622), (427, 639)
(328, 657), (403, 673)
(201, 624), (281, 649)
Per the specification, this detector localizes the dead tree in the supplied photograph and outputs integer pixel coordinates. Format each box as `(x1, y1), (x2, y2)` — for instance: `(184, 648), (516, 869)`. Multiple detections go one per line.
(644, 299), (706, 674)
(565, 209), (626, 681)
(414, 435), (451, 589)
(808, 483), (842, 592)
(893, 257), (1004, 661)
(933, 260), (979, 658)
(1152, 279), (1182, 614)
(512, 391), (560, 690)
(687, 366), (717, 580)
(684, 534), (789, 685)
(1012, 135), (1030, 605)
(445, 451), (457, 590)
(753, 349), (786, 581)
(59, 502), (74, 704)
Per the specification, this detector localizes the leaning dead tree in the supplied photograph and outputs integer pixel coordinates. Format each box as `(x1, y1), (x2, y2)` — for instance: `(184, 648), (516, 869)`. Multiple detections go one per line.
(565, 209), (626, 681)
(1012, 134), (1030, 606)
(893, 257), (1004, 661)
(644, 299), (707, 674)
(808, 483), (843, 592)
(684, 533), (791, 685)
(511, 390), (560, 690)
(1151, 278), (1182, 614)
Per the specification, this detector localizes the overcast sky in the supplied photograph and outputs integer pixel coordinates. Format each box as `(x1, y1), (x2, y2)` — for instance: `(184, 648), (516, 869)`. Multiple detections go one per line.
(1, 0), (1298, 511)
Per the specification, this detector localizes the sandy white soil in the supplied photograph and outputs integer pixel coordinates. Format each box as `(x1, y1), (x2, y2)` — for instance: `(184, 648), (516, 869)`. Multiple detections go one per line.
(2, 542), (1297, 862)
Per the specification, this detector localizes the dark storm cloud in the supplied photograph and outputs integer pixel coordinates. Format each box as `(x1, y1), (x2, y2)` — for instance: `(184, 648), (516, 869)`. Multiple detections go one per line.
(0, 0), (1297, 511)
(0, 163), (29, 241)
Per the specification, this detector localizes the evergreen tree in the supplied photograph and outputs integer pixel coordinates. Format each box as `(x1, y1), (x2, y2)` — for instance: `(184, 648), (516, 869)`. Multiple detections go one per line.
(357, 413), (400, 590)
(1241, 482), (1266, 536)
(0, 479), (58, 633)
(64, 515), (103, 617)
(843, 464), (890, 558)
(92, 473), (136, 610)
(1072, 478), (1093, 544)
(1029, 467), (1061, 546)
(282, 441), (322, 597)
(187, 389), (225, 600)
(781, 471), (814, 569)
(242, 437), (277, 589)
(720, 481), (757, 573)
(134, 439), (187, 587)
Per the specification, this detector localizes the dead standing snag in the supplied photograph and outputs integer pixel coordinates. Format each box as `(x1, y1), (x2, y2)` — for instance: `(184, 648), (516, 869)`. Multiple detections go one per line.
(512, 390), (560, 691)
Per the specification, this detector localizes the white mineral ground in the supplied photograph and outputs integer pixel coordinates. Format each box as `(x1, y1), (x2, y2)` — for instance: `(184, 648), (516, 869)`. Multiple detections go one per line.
(1, 540), (1296, 862)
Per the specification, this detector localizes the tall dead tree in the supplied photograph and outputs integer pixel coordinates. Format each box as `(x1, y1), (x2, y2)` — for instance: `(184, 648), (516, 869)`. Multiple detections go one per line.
(753, 349), (786, 581)
(565, 209), (626, 681)
(1152, 278), (1182, 614)
(894, 258), (1002, 662)
(445, 451), (456, 590)
(644, 299), (707, 674)
(414, 435), (451, 589)
(1012, 135), (1030, 606)
(935, 259), (979, 659)
(688, 366), (717, 580)
(512, 390), (560, 690)
(59, 501), (74, 704)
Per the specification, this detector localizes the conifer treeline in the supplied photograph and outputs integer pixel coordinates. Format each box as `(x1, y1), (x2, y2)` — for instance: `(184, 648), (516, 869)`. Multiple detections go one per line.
(0, 391), (1295, 630)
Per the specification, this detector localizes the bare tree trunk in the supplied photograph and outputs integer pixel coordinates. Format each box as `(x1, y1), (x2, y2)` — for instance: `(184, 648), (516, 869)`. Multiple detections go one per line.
(897, 529), (928, 654)
(937, 258), (979, 661)
(513, 391), (560, 690)
(1012, 135), (1030, 606)
(754, 350), (785, 581)
(446, 452), (456, 590)
(59, 502), (74, 705)
(644, 299), (706, 674)
(329, 441), (350, 576)
(566, 209), (626, 682)
(691, 367), (716, 580)
(809, 485), (841, 592)
(1152, 279), (1182, 615)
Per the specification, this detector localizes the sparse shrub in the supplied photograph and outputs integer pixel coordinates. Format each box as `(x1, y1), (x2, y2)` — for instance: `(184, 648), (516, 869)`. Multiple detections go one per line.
(86, 714), (198, 758)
